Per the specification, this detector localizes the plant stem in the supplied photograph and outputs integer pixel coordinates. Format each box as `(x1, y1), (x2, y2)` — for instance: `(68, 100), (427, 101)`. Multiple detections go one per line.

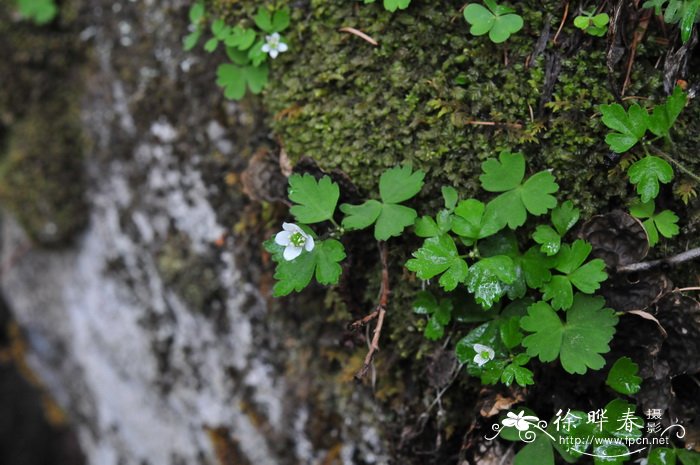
(617, 246), (700, 273)
(648, 146), (700, 183)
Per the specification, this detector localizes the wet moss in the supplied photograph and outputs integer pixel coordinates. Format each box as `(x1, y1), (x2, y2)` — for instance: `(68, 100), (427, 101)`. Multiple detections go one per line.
(0, 0), (88, 246)
(0, 97), (88, 245)
(245, 0), (697, 217)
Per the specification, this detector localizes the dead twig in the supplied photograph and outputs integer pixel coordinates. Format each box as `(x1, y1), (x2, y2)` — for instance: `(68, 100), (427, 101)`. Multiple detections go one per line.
(552, 1), (569, 45)
(339, 27), (378, 46)
(617, 247), (700, 273)
(355, 242), (390, 380)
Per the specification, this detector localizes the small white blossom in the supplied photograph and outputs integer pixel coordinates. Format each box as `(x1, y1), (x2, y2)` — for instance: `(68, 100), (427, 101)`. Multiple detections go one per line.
(502, 410), (540, 431)
(275, 222), (314, 261)
(473, 343), (495, 367)
(261, 32), (288, 59)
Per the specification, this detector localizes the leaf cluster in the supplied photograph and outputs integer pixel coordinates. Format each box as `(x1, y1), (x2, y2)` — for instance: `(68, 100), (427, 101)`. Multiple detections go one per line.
(16, 0), (57, 24)
(463, 0), (524, 43)
(573, 12), (610, 36)
(406, 152), (614, 381)
(183, 5), (291, 100)
(363, 0), (412, 12)
(643, 0), (700, 43)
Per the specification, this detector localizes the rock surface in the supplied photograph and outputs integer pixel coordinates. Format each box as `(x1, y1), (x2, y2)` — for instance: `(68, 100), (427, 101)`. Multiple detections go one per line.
(0, 0), (391, 463)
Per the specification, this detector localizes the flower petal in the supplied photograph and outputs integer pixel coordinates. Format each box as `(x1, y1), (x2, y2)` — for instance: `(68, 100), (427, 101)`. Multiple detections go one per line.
(283, 222), (300, 232)
(283, 245), (303, 261)
(275, 230), (291, 246)
(278, 42), (288, 53)
(304, 235), (315, 251)
(269, 49), (279, 59)
(261, 44), (271, 53)
(502, 418), (517, 427)
(473, 343), (489, 352)
(515, 419), (531, 431)
(270, 32), (280, 40)
(473, 354), (487, 366)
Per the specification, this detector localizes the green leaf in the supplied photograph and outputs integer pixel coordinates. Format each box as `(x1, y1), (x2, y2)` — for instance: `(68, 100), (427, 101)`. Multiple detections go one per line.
(18, 0), (58, 24)
(211, 19), (231, 40)
(677, 449), (700, 465)
(452, 199), (502, 242)
(603, 399), (643, 440)
(189, 2), (205, 23)
(606, 356), (642, 395)
(248, 40), (267, 67)
(628, 155), (674, 203)
(383, 0), (411, 12)
(551, 200), (580, 236)
(521, 171), (559, 215)
(464, 4), (496, 35)
(630, 200), (679, 246)
(541, 275), (574, 310)
(379, 165), (425, 203)
(648, 448), (677, 465)
(520, 295), (618, 374)
(184, 30), (202, 51)
(340, 165), (424, 240)
(254, 7), (274, 33)
(680, 0), (700, 43)
(265, 238), (346, 296)
(406, 235), (468, 291)
(568, 259), (608, 293)
(288, 174), (340, 224)
(514, 435), (554, 465)
(314, 239), (346, 285)
(533, 225), (561, 256)
(480, 151), (525, 192)
(204, 37), (219, 53)
(414, 293), (453, 341)
(272, 7), (291, 32)
(442, 186), (459, 210)
(480, 152), (559, 229)
(414, 216), (440, 237)
(519, 247), (553, 289)
(499, 316), (524, 349)
(466, 255), (517, 308)
(489, 12), (524, 43)
(375, 203), (418, 240)
(648, 86), (687, 137)
(216, 63), (269, 100)
(542, 241), (607, 309)
(600, 103), (649, 153)
(225, 27), (256, 50)
(340, 200), (382, 230)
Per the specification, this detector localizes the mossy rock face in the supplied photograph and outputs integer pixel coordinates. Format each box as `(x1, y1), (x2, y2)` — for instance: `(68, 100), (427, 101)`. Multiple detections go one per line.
(247, 0), (698, 218)
(0, 0), (88, 246)
(0, 98), (88, 245)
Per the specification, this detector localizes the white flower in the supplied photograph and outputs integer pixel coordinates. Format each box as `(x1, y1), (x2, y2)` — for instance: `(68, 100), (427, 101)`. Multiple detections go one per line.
(261, 32), (288, 59)
(275, 222), (314, 261)
(473, 343), (495, 367)
(502, 410), (540, 432)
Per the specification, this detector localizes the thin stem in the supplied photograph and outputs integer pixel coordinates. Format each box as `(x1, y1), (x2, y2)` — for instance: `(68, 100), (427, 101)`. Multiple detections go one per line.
(617, 246), (700, 273)
(648, 146), (700, 183)
(676, 287), (700, 292)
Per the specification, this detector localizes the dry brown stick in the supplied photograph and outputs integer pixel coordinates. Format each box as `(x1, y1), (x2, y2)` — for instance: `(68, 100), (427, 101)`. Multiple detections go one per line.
(552, 1), (569, 45)
(348, 307), (380, 331)
(617, 247), (700, 273)
(355, 242), (390, 380)
(339, 27), (378, 46)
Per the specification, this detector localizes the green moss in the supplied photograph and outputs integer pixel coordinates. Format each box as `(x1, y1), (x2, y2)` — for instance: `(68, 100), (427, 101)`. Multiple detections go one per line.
(0, 0), (87, 246)
(0, 97), (87, 245)
(247, 0), (698, 218)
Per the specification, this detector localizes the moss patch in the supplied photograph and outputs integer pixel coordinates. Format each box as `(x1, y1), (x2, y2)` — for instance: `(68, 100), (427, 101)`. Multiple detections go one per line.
(0, 0), (88, 246)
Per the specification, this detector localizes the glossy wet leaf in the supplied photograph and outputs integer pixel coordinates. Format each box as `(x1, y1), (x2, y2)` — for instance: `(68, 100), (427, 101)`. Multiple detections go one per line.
(648, 86), (687, 137)
(465, 255), (517, 308)
(406, 235), (468, 291)
(606, 356), (642, 395)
